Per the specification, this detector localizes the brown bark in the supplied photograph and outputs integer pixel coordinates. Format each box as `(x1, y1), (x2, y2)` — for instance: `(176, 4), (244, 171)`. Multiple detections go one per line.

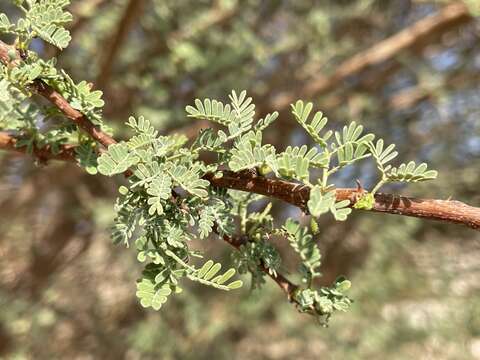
(205, 171), (480, 230)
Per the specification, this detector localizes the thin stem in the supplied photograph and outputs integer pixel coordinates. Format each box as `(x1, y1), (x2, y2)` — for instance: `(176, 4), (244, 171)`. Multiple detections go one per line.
(370, 178), (386, 195)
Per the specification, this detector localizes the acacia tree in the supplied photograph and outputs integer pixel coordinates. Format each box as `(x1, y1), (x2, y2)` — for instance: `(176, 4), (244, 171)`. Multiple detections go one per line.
(1, 1), (480, 357)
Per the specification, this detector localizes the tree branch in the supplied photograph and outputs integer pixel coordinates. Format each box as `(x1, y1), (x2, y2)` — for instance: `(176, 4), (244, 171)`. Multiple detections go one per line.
(270, 2), (472, 110)
(0, 6), (478, 295)
(204, 171), (480, 231)
(0, 40), (116, 149)
(0, 130), (478, 231)
(0, 131), (77, 162)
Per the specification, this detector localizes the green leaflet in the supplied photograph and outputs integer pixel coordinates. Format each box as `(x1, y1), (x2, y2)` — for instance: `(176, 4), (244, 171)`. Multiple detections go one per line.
(136, 279), (172, 310)
(354, 193), (375, 210)
(307, 187), (336, 217)
(168, 164), (209, 198)
(198, 207), (215, 239)
(75, 143), (98, 175)
(0, 13), (15, 33)
(127, 116), (158, 138)
(186, 90), (255, 140)
(186, 98), (236, 125)
(368, 139), (399, 173)
(34, 23), (71, 49)
(307, 187), (351, 221)
(28, 0), (73, 49)
(254, 111), (279, 132)
(188, 259), (243, 291)
(283, 219), (321, 284)
(291, 100), (332, 147)
(146, 175), (172, 215)
(386, 161), (438, 183)
(97, 143), (140, 176)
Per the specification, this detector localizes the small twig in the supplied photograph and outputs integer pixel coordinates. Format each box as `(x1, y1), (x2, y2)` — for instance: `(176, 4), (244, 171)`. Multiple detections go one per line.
(215, 228), (298, 301)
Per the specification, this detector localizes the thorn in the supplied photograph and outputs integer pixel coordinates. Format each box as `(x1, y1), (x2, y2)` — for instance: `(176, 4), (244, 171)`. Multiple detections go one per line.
(355, 179), (364, 193)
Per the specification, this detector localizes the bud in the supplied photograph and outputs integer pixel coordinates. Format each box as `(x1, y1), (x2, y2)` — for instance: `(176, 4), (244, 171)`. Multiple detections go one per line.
(258, 164), (272, 176)
(7, 49), (17, 62)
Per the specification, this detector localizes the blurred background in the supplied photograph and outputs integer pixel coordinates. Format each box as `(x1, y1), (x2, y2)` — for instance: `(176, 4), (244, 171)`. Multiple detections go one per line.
(1, 0), (480, 359)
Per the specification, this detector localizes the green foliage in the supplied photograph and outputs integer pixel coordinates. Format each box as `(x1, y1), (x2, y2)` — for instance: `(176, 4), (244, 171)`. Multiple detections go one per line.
(184, 258), (243, 290)
(75, 143), (98, 175)
(307, 187), (351, 221)
(368, 139), (438, 194)
(186, 90), (255, 140)
(293, 277), (353, 326)
(291, 100), (332, 147)
(386, 161), (438, 183)
(27, 0), (72, 49)
(308, 188), (336, 217)
(232, 239), (281, 289)
(228, 134), (275, 172)
(0, 0), (72, 49)
(283, 219), (321, 285)
(168, 164), (209, 198)
(102, 91), (436, 316)
(146, 175), (172, 215)
(136, 278), (172, 311)
(0, 4), (439, 325)
(353, 192), (375, 210)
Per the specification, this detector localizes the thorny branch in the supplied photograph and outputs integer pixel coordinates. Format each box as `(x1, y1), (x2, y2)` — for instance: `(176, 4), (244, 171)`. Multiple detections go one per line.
(1, 129), (479, 231)
(0, 4), (479, 302)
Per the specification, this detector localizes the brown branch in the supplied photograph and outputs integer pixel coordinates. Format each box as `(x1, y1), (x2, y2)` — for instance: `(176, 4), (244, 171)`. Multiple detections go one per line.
(0, 132), (77, 162)
(205, 171), (480, 230)
(4, 124), (477, 230)
(0, 130), (479, 230)
(96, 0), (145, 89)
(219, 230), (298, 301)
(270, 2), (472, 110)
(0, 40), (117, 149)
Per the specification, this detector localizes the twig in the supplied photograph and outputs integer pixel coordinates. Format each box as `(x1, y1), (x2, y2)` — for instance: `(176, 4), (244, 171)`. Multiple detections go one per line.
(219, 230), (298, 301)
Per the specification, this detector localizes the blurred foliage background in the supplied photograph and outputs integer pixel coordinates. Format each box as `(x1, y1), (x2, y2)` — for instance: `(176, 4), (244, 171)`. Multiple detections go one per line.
(1, 0), (480, 359)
